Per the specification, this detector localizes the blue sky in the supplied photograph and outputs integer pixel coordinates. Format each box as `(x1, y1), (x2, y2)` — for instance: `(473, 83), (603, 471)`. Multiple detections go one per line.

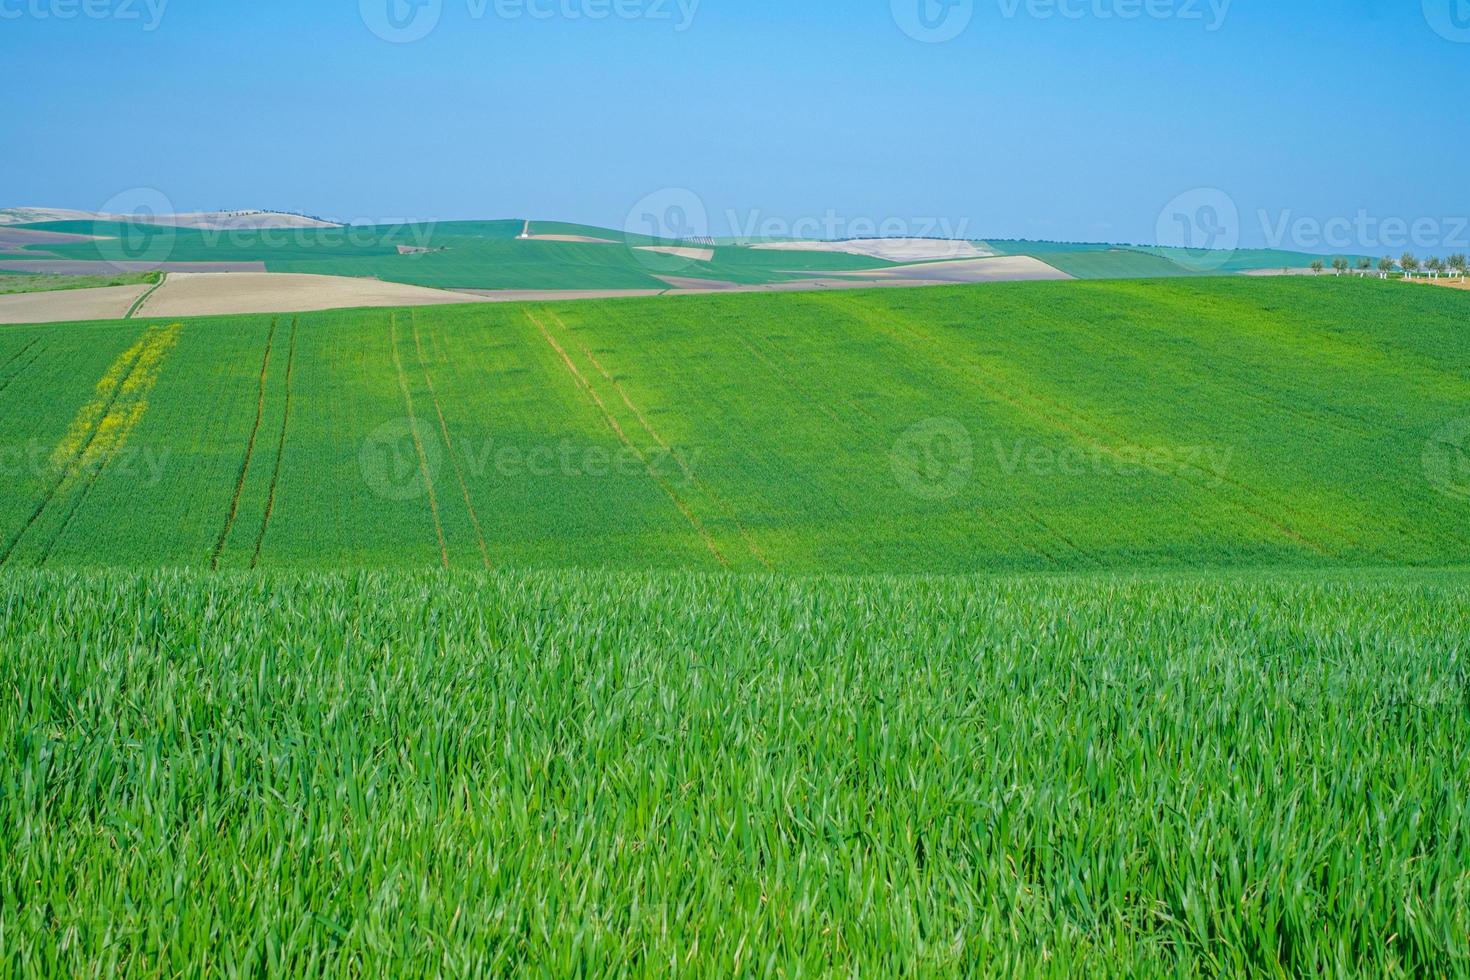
(3, 0), (1468, 250)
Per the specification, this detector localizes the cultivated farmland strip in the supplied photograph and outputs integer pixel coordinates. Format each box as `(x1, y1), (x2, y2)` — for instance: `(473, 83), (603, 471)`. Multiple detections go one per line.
(250, 318), (297, 569)
(212, 318), (277, 569)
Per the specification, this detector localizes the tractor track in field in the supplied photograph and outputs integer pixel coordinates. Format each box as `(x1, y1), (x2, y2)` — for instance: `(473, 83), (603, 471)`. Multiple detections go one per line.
(527, 309), (729, 568)
(411, 312), (491, 570)
(0, 337), (39, 374)
(212, 318), (277, 570)
(549, 312), (771, 570)
(734, 332), (842, 426)
(835, 296), (1331, 557)
(125, 272), (166, 319)
(0, 337), (152, 567)
(250, 318), (296, 569)
(36, 324), (184, 567)
(0, 339), (43, 398)
(390, 312), (449, 570)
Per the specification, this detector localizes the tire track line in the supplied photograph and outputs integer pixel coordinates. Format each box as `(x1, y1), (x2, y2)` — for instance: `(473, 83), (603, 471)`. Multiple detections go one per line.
(0, 337), (151, 566)
(411, 311), (491, 570)
(0, 346), (44, 400)
(250, 318), (297, 569)
(389, 312), (449, 570)
(33, 323), (183, 567)
(548, 312), (770, 569)
(212, 318), (277, 570)
(0, 337), (39, 375)
(836, 296), (1327, 555)
(125, 272), (166, 319)
(527, 309), (728, 568)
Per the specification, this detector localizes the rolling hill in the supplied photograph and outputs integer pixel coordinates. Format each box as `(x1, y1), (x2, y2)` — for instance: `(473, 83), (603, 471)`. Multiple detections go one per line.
(0, 276), (1464, 573)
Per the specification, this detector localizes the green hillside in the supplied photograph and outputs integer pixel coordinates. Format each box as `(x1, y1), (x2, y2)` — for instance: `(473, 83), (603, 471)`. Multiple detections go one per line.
(4, 276), (1469, 975)
(0, 277), (1465, 572)
(0, 219), (894, 290)
(983, 240), (1371, 279)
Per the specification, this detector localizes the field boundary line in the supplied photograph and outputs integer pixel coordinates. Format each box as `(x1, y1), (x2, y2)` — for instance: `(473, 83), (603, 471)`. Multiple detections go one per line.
(212, 318), (277, 570)
(35, 323), (184, 566)
(125, 272), (166, 319)
(526, 309), (728, 568)
(411, 312), (491, 570)
(251, 318), (296, 569)
(390, 312), (449, 570)
(0, 328), (156, 565)
(549, 311), (770, 570)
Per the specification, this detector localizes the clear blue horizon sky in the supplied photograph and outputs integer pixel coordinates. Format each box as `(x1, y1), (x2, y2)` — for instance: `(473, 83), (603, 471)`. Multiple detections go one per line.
(4, 0), (1468, 251)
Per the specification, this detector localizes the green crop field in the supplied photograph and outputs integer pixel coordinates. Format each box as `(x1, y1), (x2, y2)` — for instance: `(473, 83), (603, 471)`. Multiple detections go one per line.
(3, 568), (1468, 975)
(0, 270), (158, 295)
(0, 276), (1465, 572)
(0, 219), (893, 291)
(2, 276), (1469, 974)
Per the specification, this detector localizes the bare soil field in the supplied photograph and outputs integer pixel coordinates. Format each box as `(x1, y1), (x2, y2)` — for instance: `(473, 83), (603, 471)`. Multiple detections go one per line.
(454, 288), (668, 302)
(0, 282), (152, 323)
(0, 207), (336, 230)
(0, 260), (267, 275)
(522, 234), (619, 244)
(0, 227), (109, 249)
(835, 255), (1070, 283)
(137, 272), (496, 316)
(750, 238), (994, 262)
(637, 245), (715, 262)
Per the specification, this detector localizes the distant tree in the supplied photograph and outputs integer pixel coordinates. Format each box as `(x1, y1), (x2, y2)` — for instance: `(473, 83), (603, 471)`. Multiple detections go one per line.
(1310, 259), (1325, 275)
(1448, 253), (1468, 281)
(1356, 257), (1372, 276)
(1401, 253), (1420, 279)
(1332, 257), (1349, 276)
(1378, 256), (1395, 279)
(1426, 257), (1445, 279)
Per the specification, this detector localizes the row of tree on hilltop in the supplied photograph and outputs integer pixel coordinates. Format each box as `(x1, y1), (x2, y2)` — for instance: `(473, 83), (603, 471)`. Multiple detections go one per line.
(1307, 253), (1468, 280)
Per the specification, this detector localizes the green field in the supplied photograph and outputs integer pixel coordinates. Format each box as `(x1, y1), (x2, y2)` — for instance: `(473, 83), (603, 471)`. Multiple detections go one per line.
(0, 220), (1363, 291)
(0, 277), (1465, 572)
(0, 219), (892, 291)
(3, 568), (1468, 974)
(0, 270), (158, 295)
(984, 240), (1365, 279)
(2, 276), (1469, 974)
